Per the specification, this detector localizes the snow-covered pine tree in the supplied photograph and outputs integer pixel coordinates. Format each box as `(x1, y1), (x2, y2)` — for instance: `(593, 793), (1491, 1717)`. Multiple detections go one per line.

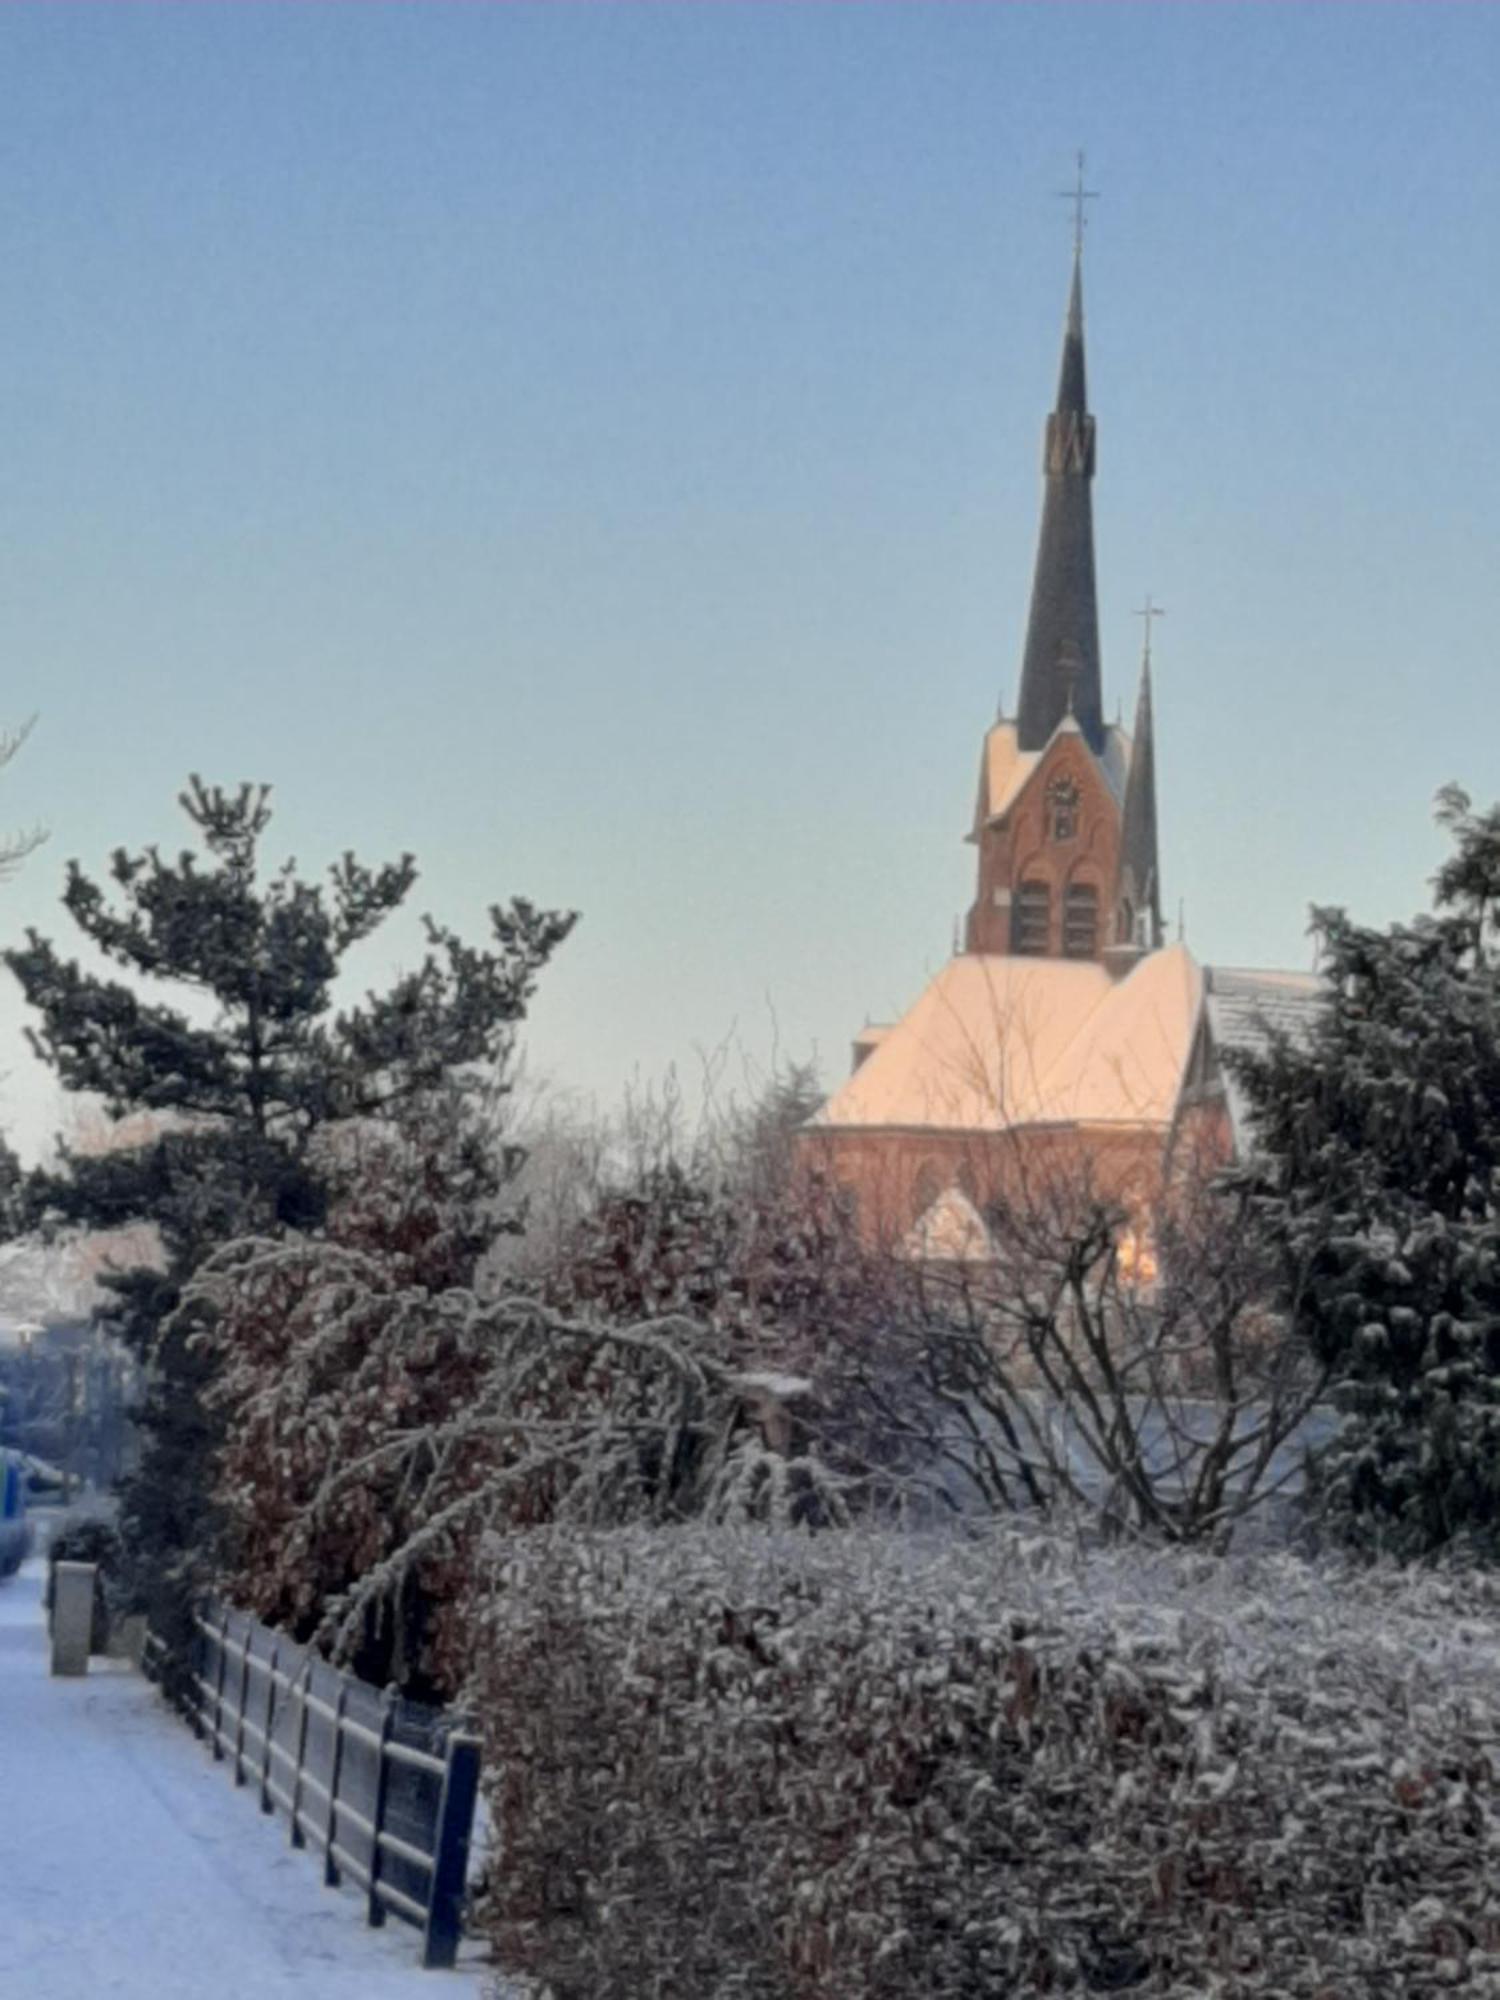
(1228, 785), (1500, 1556)
(4, 776), (574, 1652)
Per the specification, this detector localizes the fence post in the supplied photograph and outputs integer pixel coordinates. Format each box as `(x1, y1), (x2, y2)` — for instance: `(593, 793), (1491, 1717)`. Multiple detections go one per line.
(422, 1732), (481, 1970)
(323, 1682), (348, 1888)
(232, 1621), (253, 1785)
(182, 1621), (205, 1739)
(187, 1611), (210, 1739)
(258, 1639), (280, 1814)
(288, 1665), (312, 1850)
(366, 1693), (397, 1929)
(210, 1605), (232, 1761)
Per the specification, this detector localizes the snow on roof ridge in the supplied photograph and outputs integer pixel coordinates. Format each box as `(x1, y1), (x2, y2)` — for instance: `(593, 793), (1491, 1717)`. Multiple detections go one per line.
(1205, 965), (1323, 995)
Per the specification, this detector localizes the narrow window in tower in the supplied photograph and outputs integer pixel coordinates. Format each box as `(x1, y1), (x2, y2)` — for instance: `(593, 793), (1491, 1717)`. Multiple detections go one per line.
(1047, 777), (1079, 843)
(1013, 880), (1050, 955)
(1064, 882), (1099, 957)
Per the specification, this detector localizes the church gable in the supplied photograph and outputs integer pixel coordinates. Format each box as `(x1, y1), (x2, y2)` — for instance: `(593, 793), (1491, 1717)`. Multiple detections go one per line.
(967, 724), (1122, 959)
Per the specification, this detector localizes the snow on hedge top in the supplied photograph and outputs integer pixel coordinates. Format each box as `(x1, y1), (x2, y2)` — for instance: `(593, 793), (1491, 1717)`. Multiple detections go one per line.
(475, 1524), (1500, 1997)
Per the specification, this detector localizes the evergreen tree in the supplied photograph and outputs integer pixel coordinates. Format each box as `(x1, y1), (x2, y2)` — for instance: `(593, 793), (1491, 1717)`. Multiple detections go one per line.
(5, 776), (574, 1645)
(1229, 785), (1500, 1556)
(723, 1059), (825, 1201)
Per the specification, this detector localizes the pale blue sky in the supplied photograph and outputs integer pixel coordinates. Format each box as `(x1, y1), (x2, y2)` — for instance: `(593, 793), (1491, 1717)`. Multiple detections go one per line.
(0, 5), (1497, 1159)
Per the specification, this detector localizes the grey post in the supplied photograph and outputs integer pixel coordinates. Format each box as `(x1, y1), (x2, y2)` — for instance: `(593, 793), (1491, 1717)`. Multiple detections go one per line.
(50, 1562), (96, 1677)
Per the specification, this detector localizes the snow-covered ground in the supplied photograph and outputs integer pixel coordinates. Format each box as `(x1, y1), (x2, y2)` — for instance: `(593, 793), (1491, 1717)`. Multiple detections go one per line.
(0, 1560), (500, 1999)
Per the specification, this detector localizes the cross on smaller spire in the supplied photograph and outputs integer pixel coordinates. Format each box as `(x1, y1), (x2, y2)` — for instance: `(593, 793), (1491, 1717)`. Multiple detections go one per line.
(1056, 149), (1100, 258)
(1133, 593), (1166, 665)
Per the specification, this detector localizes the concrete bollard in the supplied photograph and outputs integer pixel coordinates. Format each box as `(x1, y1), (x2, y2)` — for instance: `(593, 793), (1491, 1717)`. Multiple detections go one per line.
(51, 1561), (97, 1677)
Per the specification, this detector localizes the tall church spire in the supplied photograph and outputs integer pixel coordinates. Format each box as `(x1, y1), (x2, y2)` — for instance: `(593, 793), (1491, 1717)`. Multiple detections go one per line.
(1117, 612), (1163, 952)
(1014, 243), (1104, 756)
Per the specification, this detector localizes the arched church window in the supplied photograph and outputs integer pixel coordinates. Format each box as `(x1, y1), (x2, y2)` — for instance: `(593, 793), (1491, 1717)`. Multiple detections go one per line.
(1047, 776), (1080, 842)
(1063, 881), (1099, 958)
(1013, 880), (1050, 955)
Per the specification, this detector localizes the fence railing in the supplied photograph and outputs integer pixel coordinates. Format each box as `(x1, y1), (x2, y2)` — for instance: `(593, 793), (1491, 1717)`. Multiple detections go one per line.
(144, 1602), (480, 1969)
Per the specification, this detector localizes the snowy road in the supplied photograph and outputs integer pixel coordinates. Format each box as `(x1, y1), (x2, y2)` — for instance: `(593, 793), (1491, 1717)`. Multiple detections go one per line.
(0, 1561), (499, 1999)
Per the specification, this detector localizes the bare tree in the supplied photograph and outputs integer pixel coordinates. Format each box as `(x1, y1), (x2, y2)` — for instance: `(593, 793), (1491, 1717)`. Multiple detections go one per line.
(815, 1124), (1332, 1549)
(0, 715), (45, 880)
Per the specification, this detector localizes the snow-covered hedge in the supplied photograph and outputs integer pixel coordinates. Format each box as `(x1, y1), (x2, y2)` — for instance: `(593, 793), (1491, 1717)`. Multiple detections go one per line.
(471, 1526), (1500, 1998)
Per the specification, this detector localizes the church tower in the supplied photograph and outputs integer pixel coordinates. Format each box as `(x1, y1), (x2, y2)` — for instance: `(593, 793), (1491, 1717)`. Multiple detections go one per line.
(963, 239), (1163, 967)
(805, 213), (1201, 1250)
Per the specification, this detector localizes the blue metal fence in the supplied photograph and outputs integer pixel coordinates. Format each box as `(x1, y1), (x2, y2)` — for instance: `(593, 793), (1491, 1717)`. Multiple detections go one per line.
(146, 1602), (480, 1968)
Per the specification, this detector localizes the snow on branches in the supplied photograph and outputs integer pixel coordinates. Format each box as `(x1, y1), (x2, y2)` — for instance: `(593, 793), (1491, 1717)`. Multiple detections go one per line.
(1228, 785), (1500, 1557)
(192, 1107), (852, 1695)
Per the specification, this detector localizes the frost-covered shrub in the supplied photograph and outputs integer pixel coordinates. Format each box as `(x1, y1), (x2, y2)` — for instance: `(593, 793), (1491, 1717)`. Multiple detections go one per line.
(471, 1525), (1500, 1999)
(196, 1119), (862, 1695)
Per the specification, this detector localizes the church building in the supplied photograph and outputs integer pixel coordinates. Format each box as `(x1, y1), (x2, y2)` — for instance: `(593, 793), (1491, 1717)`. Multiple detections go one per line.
(803, 239), (1306, 1252)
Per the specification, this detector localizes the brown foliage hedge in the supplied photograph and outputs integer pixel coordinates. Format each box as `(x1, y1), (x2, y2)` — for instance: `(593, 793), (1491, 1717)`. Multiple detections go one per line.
(471, 1527), (1500, 1999)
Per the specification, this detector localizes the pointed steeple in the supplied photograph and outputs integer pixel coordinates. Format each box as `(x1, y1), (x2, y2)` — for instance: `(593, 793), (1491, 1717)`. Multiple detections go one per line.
(1117, 639), (1162, 951)
(1014, 245), (1104, 756)
(1055, 251), (1088, 416)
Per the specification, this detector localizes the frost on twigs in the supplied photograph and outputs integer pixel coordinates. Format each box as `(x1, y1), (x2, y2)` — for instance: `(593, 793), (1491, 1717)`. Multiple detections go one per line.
(193, 1116), (851, 1696)
(472, 1524), (1500, 2000)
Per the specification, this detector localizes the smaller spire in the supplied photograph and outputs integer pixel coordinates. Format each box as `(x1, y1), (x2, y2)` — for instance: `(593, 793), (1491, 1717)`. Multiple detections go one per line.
(1116, 603), (1164, 952)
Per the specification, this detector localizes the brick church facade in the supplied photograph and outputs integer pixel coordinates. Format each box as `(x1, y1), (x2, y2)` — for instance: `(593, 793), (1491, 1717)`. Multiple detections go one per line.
(801, 244), (1310, 1251)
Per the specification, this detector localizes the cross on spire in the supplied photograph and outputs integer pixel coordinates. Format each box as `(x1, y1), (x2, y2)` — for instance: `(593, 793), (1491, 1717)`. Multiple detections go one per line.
(1056, 149), (1100, 258)
(1133, 593), (1166, 666)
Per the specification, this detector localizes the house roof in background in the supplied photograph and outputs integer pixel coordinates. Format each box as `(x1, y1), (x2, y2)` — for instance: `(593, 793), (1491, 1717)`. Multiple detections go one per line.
(1200, 965), (1325, 1155)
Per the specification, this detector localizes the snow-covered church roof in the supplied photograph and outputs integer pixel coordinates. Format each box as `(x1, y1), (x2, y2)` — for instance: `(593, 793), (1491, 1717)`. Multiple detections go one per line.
(811, 942), (1201, 1136)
